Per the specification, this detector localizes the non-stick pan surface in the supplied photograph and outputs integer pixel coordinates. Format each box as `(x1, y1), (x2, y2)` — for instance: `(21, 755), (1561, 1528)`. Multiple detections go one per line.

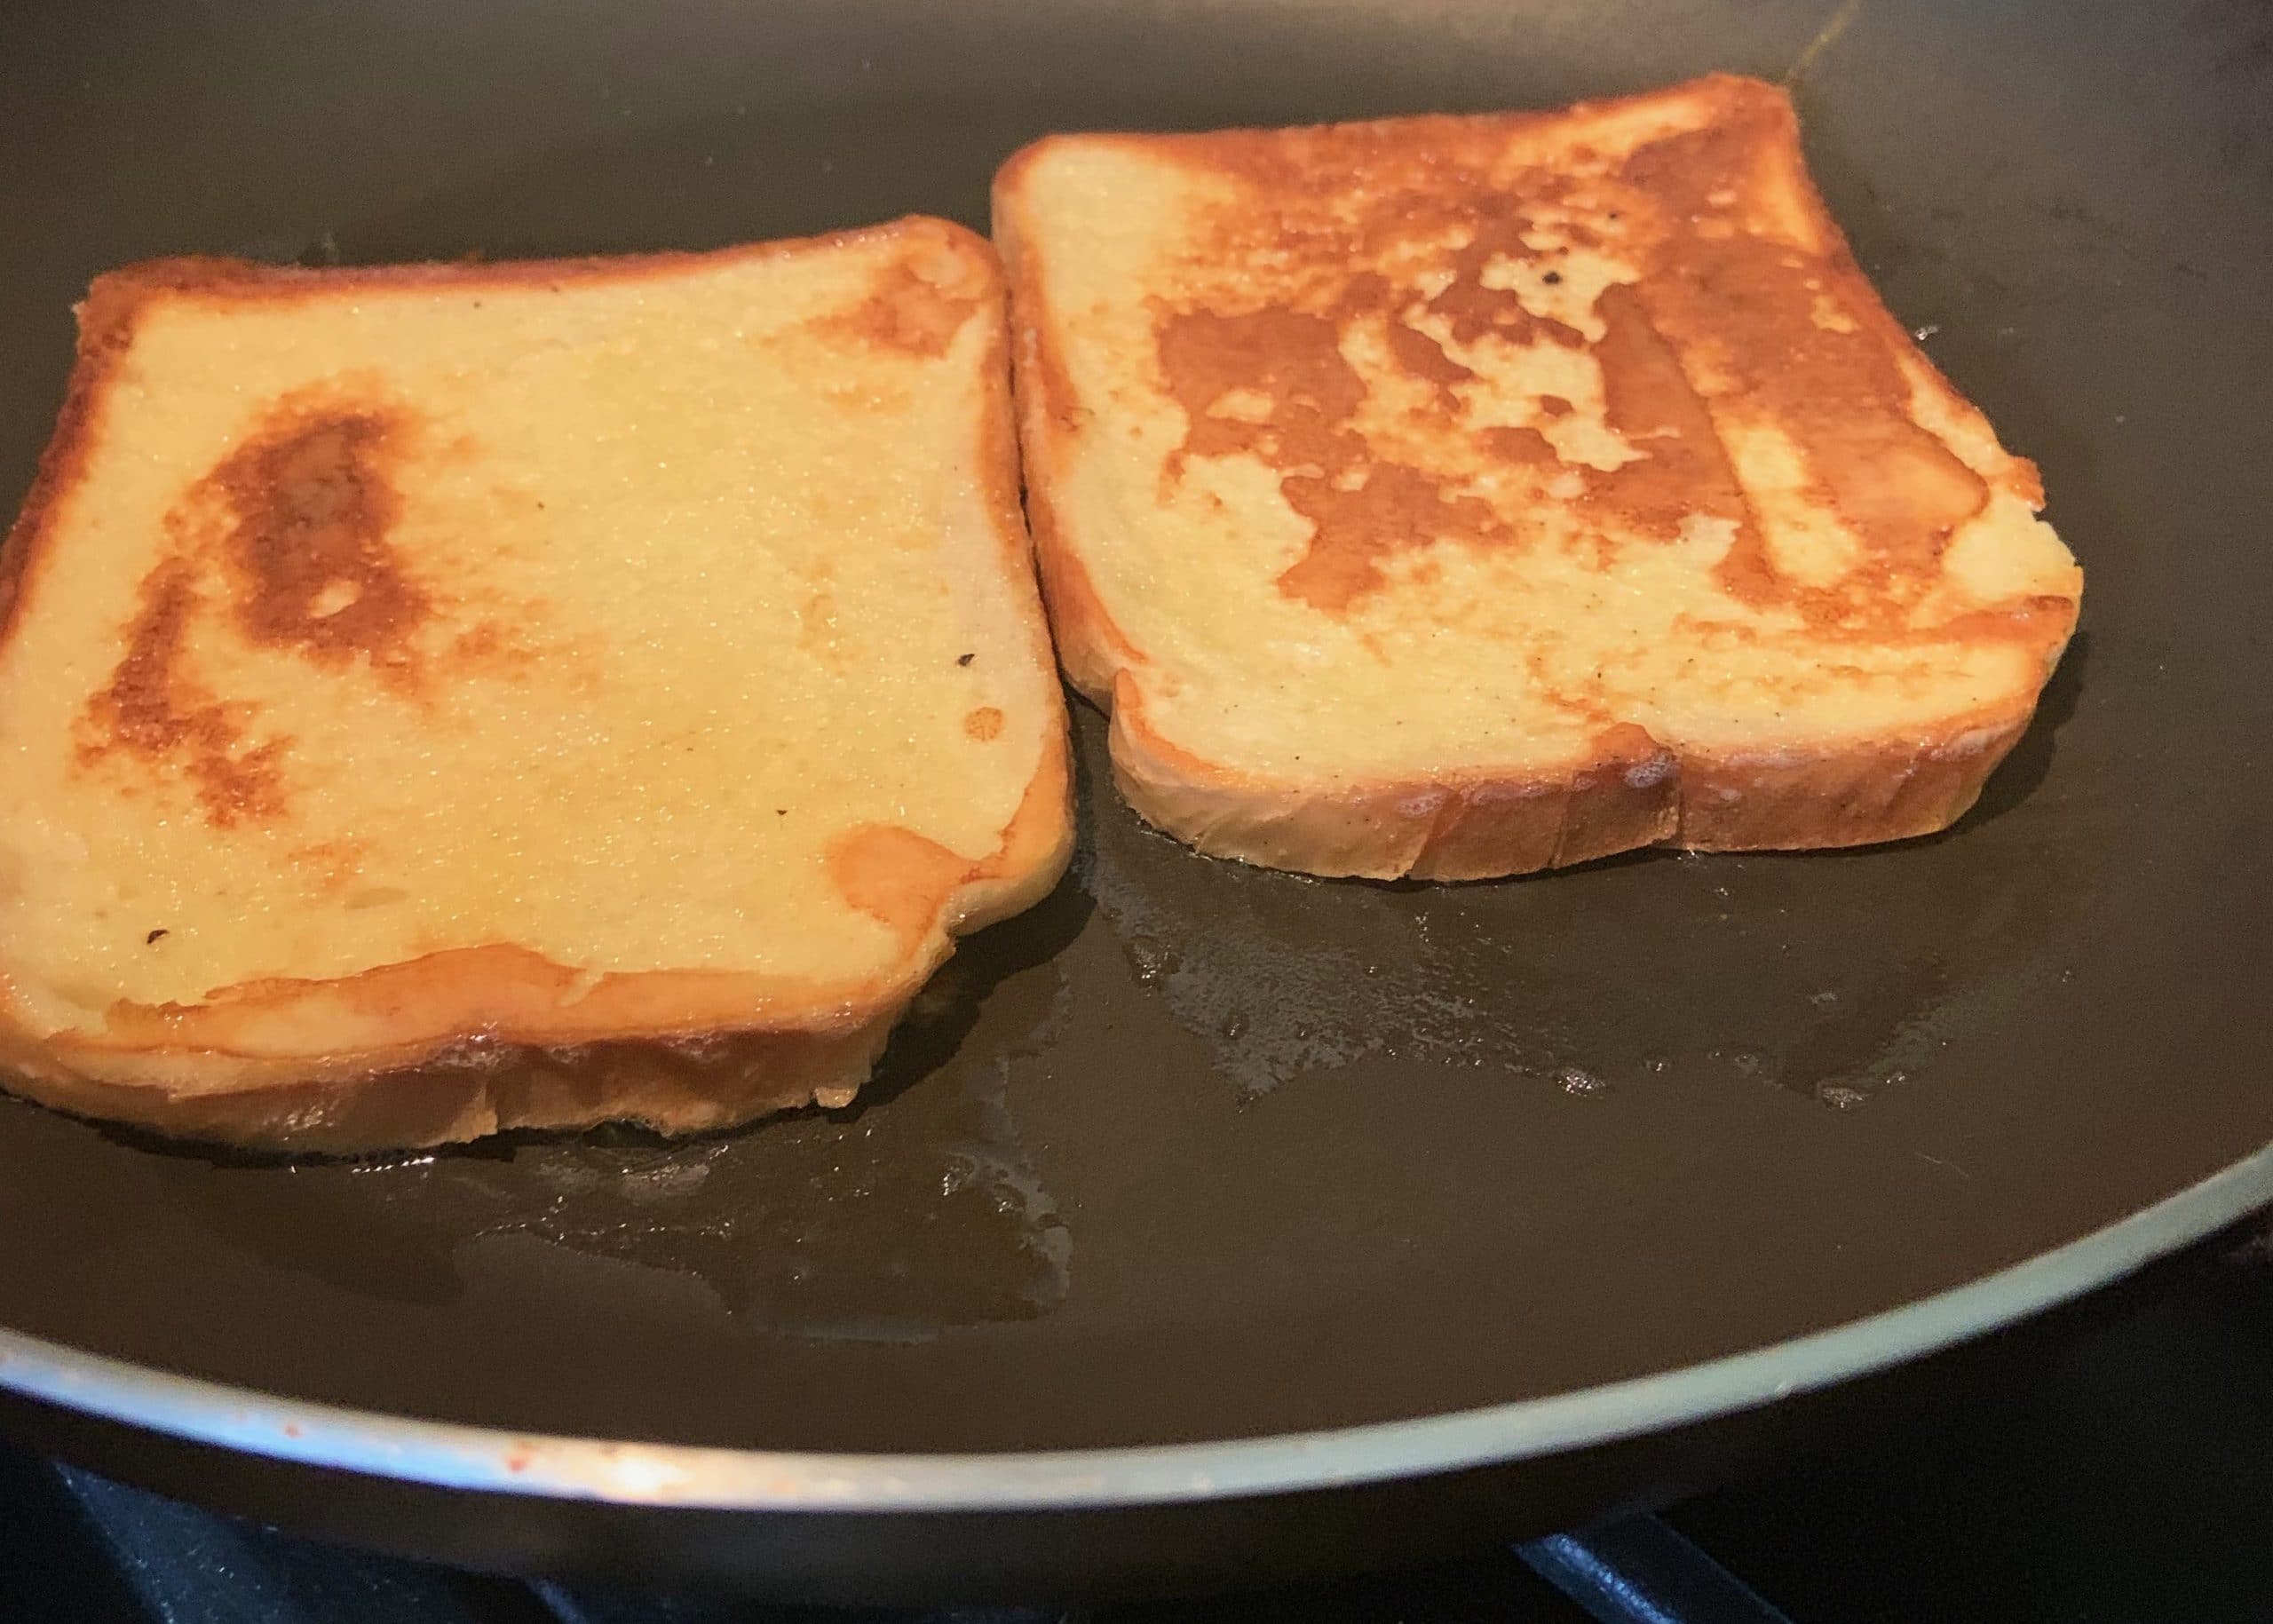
(3, 0), (2271, 1601)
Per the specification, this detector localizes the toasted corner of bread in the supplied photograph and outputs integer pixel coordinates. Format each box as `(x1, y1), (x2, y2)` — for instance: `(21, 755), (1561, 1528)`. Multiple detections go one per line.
(995, 75), (2080, 881)
(0, 218), (1071, 1149)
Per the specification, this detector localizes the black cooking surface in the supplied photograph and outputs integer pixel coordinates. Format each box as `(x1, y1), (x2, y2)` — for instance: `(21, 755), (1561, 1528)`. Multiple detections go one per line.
(2, 0), (2270, 1524)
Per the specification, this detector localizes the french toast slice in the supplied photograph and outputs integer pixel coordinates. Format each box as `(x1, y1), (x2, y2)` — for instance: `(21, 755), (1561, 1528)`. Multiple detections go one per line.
(994, 74), (2081, 880)
(0, 218), (1071, 1151)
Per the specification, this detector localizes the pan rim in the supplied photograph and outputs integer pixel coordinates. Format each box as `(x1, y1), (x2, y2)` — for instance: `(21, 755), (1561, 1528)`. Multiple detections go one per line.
(4, 1141), (2268, 1510)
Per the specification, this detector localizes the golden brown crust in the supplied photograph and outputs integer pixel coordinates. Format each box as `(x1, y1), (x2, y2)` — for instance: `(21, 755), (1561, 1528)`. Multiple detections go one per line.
(0, 218), (1071, 1149)
(0, 1007), (898, 1153)
(55, 946), (887, 1063)
(1104, 674), (2058, 883)
(989, 183), (1146, 706)
(994, 76), (2079, 882)
(1107, 678), (1683, 882)
(0, 267), (149, 651)
(1673, 703), (2039, 852)
(959, 274), (1080, 908)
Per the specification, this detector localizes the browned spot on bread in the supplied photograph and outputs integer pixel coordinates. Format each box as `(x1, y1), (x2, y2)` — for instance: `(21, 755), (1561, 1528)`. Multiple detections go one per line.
(1383, 317), (1474, 410)
(75, 392), (427, 828)
(289, 836), (379, 899)
(1615, 106), (1989, 619)
(1158, 306), (1367, 478)
(1423, 194), (1584, 350)
(1156, 305), (1515, 613)
(827, 242), (987, 360)
(1482, 425), (1558, 466)
(70, 384), (558, 828)
(447, 622), (527, 669)
(1277, 463), (1507, 612)
(1906, 593), (2079, 648)
(78, 556), (289, 826)
(1147, 144), (1629, 614)
(1524, 644), (1604, 724)
(964, 705), (1005, 741)
(827, 825), (973, 946)
(1585, 282), (1754, 543)
(205, 401), (431, 678)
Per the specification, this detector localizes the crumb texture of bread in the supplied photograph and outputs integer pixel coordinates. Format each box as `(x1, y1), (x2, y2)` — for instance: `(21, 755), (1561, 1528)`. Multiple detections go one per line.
(0, 218), (1070, 1148)
(994, 74), (2081, 880)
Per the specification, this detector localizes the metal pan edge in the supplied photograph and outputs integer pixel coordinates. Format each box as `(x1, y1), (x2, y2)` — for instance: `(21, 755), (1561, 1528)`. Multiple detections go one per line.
(4, 1140), (2266, 1512)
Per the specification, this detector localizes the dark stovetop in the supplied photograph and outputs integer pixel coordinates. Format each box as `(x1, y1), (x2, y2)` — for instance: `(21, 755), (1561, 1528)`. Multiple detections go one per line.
(4, 1221), (2269, 1624)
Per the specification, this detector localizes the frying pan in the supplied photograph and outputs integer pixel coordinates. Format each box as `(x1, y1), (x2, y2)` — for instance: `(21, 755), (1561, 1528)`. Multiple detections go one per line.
(3, 0), (2271, 1604)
